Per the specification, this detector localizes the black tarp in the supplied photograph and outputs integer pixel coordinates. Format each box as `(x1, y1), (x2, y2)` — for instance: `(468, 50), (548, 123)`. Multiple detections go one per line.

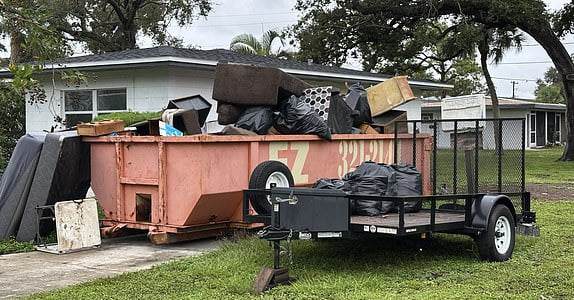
(0, 134), (45, 239)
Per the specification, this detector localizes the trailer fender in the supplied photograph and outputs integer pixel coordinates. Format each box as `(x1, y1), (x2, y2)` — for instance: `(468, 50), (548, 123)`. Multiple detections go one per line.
(471, 194), (516, 229)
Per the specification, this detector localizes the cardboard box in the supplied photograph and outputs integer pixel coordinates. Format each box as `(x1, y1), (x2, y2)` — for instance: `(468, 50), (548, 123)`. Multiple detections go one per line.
(77, 120), (125, 136)
(366, 76), (415, 117)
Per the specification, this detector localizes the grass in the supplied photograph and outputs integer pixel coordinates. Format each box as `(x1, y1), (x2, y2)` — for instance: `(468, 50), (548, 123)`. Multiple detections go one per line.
(93, 111), (162, 126)
(525, 147), (574, 184)
(31, 200), (574, 299)
(0, 238), (33, 255)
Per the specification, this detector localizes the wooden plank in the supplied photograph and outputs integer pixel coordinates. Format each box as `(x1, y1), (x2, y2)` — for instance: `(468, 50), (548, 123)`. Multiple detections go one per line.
(77, 120), (125, 136)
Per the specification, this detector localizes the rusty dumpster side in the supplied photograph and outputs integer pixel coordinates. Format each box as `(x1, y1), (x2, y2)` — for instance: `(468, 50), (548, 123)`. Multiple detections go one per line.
(85, 134), (431, 240)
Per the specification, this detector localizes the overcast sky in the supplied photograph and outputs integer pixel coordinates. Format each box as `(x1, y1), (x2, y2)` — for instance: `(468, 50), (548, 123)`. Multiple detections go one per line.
(4, 0), (574, 99)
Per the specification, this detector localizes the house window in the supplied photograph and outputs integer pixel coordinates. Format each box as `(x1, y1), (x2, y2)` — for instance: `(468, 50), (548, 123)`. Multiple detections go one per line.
(63, 88), (127, 127)
(421, 113), (434, 120)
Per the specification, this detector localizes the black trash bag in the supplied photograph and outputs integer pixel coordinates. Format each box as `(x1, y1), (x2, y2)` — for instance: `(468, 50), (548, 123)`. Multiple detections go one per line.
(327, 93), (355, 134)
(347, 176), (392, 215)
(313, 178), (355, 212)
(342, 161), (395, 215)
(235, 106), (274, 135)
(345, 83), (372, 127)
(274, 96), (332, 140)
(390, 164), (423, 212)
(313, 178), (349, 191)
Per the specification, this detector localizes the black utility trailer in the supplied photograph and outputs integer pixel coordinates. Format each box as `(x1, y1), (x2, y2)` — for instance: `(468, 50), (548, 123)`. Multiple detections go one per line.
(243, 118), (538, 293)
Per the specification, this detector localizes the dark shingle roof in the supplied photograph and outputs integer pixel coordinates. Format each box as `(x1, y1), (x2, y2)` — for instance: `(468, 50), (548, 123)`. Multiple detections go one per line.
(49, 46), (448, 87)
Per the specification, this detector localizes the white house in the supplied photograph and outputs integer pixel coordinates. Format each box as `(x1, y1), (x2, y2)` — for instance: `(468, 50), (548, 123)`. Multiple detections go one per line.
(0, 46), (451, 133)
(421, 95), (567, 149)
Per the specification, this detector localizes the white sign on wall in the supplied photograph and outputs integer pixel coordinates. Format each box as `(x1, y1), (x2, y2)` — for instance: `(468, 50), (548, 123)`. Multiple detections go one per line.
(441, 94), (486, 131)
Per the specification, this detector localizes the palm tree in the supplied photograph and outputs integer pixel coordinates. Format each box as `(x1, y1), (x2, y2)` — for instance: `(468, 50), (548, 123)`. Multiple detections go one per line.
(477, 26), (525, 120)
(230, 30), (293, 58)
(476, 25), (524, 153)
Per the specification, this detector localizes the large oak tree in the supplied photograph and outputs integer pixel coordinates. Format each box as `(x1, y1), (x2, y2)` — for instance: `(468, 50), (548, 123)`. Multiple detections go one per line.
(294, 0), (574, 161)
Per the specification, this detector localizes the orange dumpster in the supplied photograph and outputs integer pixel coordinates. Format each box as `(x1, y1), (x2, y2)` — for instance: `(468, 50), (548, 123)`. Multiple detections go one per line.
(85, 133), (431, 243)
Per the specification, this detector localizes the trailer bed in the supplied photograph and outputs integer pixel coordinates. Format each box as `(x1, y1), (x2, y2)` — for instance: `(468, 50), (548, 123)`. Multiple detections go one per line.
(350, 211), (465, 228)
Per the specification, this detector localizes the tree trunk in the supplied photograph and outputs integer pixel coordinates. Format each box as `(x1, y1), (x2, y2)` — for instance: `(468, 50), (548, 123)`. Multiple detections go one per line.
(479, 39), (502, 154)
(9, 30), (24, 64)
(520, 24), (574, 160)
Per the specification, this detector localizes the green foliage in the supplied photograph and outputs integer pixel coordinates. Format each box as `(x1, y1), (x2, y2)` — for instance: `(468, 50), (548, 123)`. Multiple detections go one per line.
(535, 67), (565, 104)
(0, 83), (25, 170)
(0, 238), (34, 255)
(51, 0), (212, 53)
(94, 111), (162, 126)
(230, 30), (293, 58)
(553, 1), (574, 37)
(0, 1), (71, 63)
(30, 199), (574, 299)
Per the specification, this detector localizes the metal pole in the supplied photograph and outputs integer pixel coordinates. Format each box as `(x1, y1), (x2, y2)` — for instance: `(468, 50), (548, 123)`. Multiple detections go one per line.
(453, 121), (458, 194)
(474, 120), (479, 194)
(498, 119), (503, 192)
(432, 121), (437, 195)
(521, 118), (526, 192)
(394, 121), (398, 164)
(412, 121), (417, 167)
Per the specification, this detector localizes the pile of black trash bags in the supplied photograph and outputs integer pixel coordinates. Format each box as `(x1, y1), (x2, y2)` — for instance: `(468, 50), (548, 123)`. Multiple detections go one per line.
(314, 161), (422, 216)
(213, 63), (373, 139)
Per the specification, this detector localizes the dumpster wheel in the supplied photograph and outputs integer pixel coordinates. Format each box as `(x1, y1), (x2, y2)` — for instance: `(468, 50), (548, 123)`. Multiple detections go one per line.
(249, 161), (294, 215)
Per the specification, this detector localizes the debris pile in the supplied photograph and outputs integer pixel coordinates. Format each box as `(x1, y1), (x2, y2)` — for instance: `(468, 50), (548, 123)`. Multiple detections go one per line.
(211, 63), (417, 138)
(314, 161), (422, 216)
(72, 63), (417, 138)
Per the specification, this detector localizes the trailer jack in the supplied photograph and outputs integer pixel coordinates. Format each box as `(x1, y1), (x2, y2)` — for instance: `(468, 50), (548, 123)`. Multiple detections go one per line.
(253, 239), (295, 294)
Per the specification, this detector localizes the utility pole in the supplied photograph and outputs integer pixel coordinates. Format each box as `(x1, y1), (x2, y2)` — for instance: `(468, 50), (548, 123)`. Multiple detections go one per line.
(511, 81), (518, 99)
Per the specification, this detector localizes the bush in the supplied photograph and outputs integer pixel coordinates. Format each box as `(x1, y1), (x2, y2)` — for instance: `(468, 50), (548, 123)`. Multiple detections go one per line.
(0, 84), (25, 171)
(94, 111), (162, 126)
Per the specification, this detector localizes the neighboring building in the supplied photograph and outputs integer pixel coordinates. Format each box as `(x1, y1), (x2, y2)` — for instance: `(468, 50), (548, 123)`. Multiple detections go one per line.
(0, 46), (451, 133)
(421, 95), (567, 149)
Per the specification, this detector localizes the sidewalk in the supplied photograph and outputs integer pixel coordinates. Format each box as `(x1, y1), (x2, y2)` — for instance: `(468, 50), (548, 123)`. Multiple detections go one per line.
(0, 235), (220, 299)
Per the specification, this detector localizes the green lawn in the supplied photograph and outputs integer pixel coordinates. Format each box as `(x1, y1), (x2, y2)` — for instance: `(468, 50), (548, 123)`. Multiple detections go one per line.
(32, 201), (574, 299)
(525, 147), (574, 184)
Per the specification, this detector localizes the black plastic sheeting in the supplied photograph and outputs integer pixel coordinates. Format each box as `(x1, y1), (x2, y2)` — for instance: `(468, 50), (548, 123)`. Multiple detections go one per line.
(327, 93), (355, 134)
(344, 83), (372, 127)
(275, 96), (332, 140)
(313, 161), (423, 216)
(235, 106), (275, 135)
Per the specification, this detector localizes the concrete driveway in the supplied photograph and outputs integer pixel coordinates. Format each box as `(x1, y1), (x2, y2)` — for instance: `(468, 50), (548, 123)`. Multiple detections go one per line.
(0, 236), (220, 299)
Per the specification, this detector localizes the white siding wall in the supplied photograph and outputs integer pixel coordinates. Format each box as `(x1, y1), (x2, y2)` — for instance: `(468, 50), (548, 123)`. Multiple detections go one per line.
(395, 99), (422, 133)
(27, 66), (226, 133)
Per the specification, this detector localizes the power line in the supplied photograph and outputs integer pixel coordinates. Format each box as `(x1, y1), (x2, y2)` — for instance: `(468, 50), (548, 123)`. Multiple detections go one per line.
(491, 76), (539, 82)
(494, 60), (554, 65)
(190, 20), (298, 28)
(205, 11), (298, 18)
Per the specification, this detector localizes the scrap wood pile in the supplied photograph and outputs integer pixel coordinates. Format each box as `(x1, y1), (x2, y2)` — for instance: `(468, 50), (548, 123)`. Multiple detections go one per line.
(75, 63), (417, 138)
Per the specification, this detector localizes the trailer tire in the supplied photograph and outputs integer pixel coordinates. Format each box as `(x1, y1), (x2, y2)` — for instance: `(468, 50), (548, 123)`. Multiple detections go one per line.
(249, 161), (294, 215)
(477, 204), (515, 262)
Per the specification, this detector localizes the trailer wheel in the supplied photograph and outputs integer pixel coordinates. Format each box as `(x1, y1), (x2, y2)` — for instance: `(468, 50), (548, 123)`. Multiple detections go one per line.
(477, 204), (516, 261)
(249, 161), (294, 215)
